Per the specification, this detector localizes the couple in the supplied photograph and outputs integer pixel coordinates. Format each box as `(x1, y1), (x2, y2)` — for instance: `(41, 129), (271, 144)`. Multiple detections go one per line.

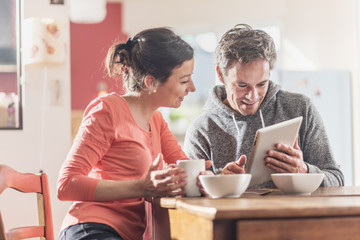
(57, 24), (344, 240)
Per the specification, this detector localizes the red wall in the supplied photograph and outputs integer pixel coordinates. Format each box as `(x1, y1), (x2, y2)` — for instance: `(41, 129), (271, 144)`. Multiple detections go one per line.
(70, 3), (127, 110)
(0, 73), (17, 93)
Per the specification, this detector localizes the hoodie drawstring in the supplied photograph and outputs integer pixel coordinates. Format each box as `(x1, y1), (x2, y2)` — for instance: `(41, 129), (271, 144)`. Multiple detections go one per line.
(259, 109), (265, 128)
(232, 113), (241, 136)
(233, 109), (265, 137)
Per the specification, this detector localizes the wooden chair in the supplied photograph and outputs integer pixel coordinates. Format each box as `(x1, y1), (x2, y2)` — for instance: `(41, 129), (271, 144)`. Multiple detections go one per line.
(0, 165), (54, 240)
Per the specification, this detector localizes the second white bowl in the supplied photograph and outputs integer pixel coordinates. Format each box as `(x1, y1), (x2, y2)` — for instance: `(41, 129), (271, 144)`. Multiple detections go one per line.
(271, 173), (324, 195)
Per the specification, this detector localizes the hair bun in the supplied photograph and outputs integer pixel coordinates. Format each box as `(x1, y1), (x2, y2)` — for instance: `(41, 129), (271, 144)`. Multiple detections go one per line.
(124, 36), (139, 50)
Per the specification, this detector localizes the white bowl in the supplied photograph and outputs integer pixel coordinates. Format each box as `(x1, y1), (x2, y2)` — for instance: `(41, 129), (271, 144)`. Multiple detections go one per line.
(199, 174), (252, 198)
(271, 173), (324, 195)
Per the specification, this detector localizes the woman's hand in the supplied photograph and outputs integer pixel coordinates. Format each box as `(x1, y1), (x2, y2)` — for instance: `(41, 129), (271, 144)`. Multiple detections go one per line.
(222, 155), (247, 175)
(143, 153), (188, 198)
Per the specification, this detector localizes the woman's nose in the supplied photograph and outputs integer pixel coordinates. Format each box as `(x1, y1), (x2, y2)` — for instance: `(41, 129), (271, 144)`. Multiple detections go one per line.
(188, 79), (196, 92)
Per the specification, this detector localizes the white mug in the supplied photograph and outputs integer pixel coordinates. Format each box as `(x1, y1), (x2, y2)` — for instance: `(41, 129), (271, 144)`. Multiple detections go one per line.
(171, 159), (205, 197)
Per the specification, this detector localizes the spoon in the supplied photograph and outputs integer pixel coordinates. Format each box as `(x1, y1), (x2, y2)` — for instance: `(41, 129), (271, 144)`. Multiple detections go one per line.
(246, 190), (273, 196)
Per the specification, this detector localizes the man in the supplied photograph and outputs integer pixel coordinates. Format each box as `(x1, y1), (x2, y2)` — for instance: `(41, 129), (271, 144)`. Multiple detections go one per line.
(184, 24), (344, 188)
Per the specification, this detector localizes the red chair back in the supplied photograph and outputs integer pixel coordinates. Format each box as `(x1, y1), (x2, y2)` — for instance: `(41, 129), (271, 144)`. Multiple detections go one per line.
(0, 165), (54, 240)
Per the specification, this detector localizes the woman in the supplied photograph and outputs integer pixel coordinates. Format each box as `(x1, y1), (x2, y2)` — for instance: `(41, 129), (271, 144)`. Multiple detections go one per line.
(57, 27), (196, 240)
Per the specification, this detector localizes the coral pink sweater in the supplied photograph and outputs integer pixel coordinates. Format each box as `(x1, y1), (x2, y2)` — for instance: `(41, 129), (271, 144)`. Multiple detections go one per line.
(57, 93), (187, 240)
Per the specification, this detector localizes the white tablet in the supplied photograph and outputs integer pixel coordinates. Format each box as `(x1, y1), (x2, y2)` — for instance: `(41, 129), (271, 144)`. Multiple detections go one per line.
(246, 116), (303, 187)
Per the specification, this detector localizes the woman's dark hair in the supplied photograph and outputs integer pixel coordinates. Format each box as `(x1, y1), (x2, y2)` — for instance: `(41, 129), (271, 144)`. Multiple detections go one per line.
(106, 27), (194, 92)
(215, 24), (277, 76)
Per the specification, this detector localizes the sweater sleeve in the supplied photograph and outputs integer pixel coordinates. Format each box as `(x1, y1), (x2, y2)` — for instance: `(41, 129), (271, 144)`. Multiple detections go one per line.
(301, 100), (344, 186)
(57, 99), (115, 201)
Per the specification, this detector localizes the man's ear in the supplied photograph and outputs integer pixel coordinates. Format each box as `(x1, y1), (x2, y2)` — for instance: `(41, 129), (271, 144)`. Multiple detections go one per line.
(144, 76), (157, 91)
(216, 66), (225, 84)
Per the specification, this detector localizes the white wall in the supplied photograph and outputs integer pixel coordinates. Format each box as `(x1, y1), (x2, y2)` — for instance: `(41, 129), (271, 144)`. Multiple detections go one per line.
(0, 0), (72, 237)
(122, 0), (287, 36)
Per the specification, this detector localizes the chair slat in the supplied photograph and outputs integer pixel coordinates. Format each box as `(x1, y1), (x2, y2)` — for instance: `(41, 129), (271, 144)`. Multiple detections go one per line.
(6, 226), (44, 240)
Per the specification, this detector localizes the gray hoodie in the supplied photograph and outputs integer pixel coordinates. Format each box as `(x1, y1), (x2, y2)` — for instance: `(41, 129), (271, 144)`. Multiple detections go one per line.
(184, 81), (344, 188)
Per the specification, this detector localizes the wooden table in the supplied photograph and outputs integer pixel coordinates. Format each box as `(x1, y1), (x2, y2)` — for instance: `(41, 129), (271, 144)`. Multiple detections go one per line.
(151, 186), (360, 240)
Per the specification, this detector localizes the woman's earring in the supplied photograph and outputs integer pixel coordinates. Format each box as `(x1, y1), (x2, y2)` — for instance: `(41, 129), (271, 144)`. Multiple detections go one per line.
(151, 82), (157, 93)
(120, 65), (126, 73)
